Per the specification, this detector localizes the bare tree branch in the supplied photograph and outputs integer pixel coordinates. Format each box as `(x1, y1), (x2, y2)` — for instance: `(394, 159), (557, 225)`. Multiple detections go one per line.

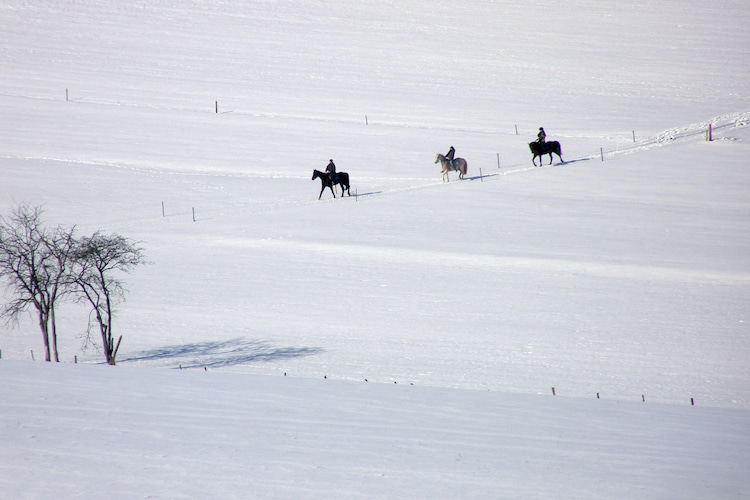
(72, 231), (146, 365)
(0, 204), (76, 362)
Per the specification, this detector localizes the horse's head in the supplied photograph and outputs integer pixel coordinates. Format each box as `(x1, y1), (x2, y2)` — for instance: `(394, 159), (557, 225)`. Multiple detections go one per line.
(434, 153), (442, 164)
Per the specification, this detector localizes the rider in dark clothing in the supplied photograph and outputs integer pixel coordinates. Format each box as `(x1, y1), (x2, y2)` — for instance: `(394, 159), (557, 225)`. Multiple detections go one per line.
(325, 159), (337, 182)
(537, 127), (547, 144)
(446, 146), (456, 170)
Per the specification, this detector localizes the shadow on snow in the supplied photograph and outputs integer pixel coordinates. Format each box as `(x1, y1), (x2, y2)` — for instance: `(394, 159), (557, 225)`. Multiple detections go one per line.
(120, 337), (323, 369)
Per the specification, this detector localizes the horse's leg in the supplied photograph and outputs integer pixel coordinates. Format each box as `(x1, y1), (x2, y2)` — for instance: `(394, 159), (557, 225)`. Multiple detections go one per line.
(329, 185), (336, 198)
(318, 185), (325, 200)
(548, 153), (553, 165)
(532, 155), (538, 167)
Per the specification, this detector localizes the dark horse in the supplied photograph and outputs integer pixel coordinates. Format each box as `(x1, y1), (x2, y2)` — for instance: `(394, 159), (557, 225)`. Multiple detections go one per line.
(529, 141), (563, 166)
(312, 169), (350, 200)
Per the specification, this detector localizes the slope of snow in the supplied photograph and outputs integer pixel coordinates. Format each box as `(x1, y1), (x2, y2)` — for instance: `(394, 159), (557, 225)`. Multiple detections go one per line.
(2, 360), (749, 499)
(1, 0), (749, 497)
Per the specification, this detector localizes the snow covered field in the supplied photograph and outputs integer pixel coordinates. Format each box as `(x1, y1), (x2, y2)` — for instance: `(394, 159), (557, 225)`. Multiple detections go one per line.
(1, 0), (749, 497)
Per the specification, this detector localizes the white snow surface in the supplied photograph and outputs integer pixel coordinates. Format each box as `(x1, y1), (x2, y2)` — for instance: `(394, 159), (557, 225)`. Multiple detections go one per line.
(1, 0), (749, 498)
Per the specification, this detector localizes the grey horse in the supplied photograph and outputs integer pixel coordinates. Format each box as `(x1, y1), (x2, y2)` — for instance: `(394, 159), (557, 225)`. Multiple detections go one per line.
(434, 153), (468, 182)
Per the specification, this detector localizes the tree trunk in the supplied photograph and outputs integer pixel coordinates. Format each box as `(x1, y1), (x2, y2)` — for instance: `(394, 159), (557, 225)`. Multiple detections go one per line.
(50, 303), (60, 362)
(97, 313), (112, 365)
(38, 310), (51, 362)
(111, 335), (122, 365)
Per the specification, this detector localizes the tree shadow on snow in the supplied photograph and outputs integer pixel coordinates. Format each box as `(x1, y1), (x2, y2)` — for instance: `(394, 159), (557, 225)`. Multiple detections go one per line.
(120, 337), (323, 369)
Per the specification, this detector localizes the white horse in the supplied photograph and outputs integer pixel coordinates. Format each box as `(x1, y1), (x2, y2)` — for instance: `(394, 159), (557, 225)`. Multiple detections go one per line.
(435, 153), (468, 182)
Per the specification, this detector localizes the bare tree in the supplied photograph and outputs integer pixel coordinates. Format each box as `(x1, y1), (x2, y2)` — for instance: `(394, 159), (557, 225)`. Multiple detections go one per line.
(72, 231), (145, 365)
(0, 204), (76, 362)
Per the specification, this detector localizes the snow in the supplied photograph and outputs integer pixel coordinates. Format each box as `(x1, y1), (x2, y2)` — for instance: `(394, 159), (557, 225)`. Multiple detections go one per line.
(2, 360), (748, 499)
(1, 0), (749, 497)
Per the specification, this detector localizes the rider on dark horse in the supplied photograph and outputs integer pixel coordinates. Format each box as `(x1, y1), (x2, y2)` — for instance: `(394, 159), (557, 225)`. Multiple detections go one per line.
(537, 127), (547, 151)
(445, 146), (456, 170)
(326, 159), (338, 183)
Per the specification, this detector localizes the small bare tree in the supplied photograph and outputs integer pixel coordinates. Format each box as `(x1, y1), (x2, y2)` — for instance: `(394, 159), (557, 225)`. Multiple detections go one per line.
(0, 204), (76, 362)
(72, 231), (145, 365)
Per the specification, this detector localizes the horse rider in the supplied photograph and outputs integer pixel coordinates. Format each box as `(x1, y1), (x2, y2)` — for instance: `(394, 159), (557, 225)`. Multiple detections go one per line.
(537, 127), (547, 144)
(445, 146), (456, 170)
(325, 159), (338, 183)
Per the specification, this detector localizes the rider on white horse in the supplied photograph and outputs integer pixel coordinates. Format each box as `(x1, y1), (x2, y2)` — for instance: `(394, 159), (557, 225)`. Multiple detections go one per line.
(445, 146), (456, 170)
